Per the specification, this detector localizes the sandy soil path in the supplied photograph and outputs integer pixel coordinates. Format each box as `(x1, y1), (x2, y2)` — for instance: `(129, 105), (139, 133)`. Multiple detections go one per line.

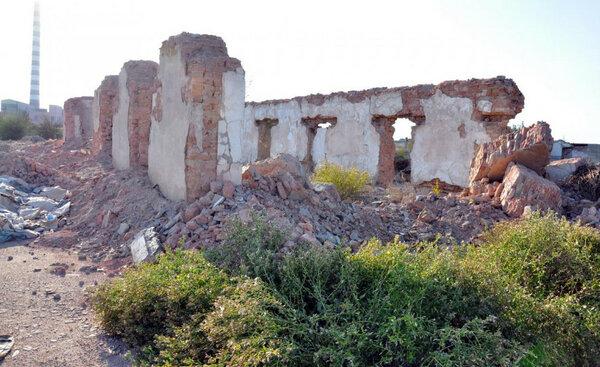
(0, 240), (130, 367)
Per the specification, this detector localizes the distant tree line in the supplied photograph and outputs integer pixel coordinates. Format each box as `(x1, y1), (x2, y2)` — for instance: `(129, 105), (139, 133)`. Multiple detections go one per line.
(0, 112), (62, 141)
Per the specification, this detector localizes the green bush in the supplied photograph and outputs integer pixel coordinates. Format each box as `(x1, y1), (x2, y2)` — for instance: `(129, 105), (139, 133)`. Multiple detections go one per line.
(0, 114), (30, 140)
(34, 119), (62, 139)
(92, 214), (600, 366)
(204, 215), (287, 282)
(312, 162), (370, 199)
(92, 250), (229, 347)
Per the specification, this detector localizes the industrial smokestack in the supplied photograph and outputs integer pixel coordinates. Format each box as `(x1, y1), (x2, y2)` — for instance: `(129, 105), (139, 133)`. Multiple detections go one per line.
(29, 0), (40, 109)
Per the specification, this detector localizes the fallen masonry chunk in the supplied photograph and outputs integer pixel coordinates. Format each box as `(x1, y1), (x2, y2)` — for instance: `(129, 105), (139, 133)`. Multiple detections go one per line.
(242, 153), (307, 183)
(470, 121), (553, 184)
(545, 157), (587, 184)
(500, 163), (562, 217)
(129, 227), (162, 264)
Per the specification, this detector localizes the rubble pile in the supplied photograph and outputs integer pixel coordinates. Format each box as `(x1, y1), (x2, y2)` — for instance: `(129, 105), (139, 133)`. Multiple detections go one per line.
(0, 140), (178, 261)
(165, 154), (508, 250)
(467, 121), (564, 217)
(0, 176), (71, 242)
(561, 163), (600, 227)
(470, 121), (552, 183)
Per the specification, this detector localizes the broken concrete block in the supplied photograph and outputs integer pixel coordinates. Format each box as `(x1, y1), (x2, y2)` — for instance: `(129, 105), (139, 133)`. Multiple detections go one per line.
(25, 196), (58, 212)
(39, 186), (69, 202)
(117, 222), (130, 235)
(545, 157), (587, 184)
(500, 163), (562, 217)
(129, 227), (161, 264)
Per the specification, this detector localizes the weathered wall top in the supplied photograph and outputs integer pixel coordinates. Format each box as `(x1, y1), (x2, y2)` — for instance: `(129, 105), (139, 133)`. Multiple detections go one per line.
(247, 76), (523, 127)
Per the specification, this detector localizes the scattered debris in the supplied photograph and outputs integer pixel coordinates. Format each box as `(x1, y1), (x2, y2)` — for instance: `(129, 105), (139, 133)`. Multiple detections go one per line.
(0, 175), (71, 242)
(0, 335), (14, 359)
(129, 227), (162, 264)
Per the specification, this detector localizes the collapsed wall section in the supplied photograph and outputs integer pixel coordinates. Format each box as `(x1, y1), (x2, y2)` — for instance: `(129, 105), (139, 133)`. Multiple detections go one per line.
(92, 75), (119, 156)
(148, 33), (244, 202)
(112, 60), (158, 170)
(63, 97), (93, 147)
(243, 77), (524, 187)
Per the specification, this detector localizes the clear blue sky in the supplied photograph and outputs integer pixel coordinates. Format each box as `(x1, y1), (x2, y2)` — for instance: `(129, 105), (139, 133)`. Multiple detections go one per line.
(1, 0), (598, 143)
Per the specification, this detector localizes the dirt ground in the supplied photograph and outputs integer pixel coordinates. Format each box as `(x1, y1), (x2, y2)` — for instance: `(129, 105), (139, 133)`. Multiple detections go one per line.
(0, 240), (130, 367)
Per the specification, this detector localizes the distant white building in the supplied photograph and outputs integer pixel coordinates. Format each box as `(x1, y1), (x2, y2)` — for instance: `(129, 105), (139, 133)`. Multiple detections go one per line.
(552, 139), (600, 163)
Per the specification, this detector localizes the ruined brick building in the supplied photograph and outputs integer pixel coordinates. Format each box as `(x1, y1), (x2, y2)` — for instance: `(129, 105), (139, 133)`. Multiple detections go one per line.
(64, 32), (525, 202)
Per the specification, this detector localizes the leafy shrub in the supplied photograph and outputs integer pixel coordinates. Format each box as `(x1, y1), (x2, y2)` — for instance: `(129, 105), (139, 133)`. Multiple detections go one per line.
(34, 119), (62, 140)
(92, 250), (229, 347)
(93, 214), (600, 366)
(460, 212), (600, 365)
(0, 114), (30, 140)
(312, 162), (370, 199)
(204, 214), (287, 281)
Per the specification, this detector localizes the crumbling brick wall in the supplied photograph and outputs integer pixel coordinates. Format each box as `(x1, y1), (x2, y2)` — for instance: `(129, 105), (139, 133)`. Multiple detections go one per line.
(63, 96), (93, 147)
(112, 60), (158, 170)
(147, 33), (244, 202)
(243, 77), (524, 187)
(92, 75), (119, 156)
(64, 32), (526, 203)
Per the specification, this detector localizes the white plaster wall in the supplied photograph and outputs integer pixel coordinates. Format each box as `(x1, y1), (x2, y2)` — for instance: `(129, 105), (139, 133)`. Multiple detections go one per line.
(410, 90), (491, 187)
(112, 69), (131, 170)
(241, 104), (260, 161)
(242, 91), (410, 177)
(92, 90), (100, 134)
(73, 115), (81, 139)
(303, 96), (379, 174)
(218, 67), (246, 184)
(241, 90), (406, 178)
(148, 49), (199, 202)
(81, 99), (93, 138)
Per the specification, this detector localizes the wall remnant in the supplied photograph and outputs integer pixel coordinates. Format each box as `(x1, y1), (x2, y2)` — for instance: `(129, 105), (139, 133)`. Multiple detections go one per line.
(112, 61), (158, 170)
(244, 77), (524, 188)
(63, 97), (93, 147)
(64, 33), (528, 202)
(92, 75), (119, 156)
(147, 33), (245, 202)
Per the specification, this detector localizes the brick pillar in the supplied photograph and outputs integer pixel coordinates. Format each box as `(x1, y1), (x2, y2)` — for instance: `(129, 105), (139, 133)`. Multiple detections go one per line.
(92, 75), (119, 156)
(148, 33), (244, 202)
(372, 116), (396, 186)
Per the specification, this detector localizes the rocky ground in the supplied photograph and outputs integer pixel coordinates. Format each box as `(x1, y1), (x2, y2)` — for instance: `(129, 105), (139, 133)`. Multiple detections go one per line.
(0, 240), (130, 367)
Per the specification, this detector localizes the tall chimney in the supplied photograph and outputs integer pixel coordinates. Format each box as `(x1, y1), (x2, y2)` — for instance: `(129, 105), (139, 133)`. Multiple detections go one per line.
(29, 0), (40, 109)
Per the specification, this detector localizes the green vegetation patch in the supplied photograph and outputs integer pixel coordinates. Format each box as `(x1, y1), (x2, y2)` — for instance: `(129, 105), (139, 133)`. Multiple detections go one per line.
(92, 213), (600, 366)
